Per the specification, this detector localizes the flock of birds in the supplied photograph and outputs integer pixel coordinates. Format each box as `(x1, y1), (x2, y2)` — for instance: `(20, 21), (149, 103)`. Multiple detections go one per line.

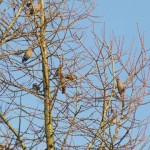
(22, 47), (77, 94)
(22, 2), (124, 96)
(22, 48), (124, 96)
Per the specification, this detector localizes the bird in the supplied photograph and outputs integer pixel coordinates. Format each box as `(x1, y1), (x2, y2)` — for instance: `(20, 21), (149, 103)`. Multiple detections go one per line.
(30, 7), (34, 15)
(22, 47), (34, 63)
(65, 73), (77, 82)
(110, 109), (117, 125)
(32, 83), (40, 92)
(30, 3), (41, 15)
(0, 144), (4, 150)
(26, 0), (32, 7)
(54, 64), (63, 78)
(59, 74), (66, 94)
(116, 78), (125, 106)
(116, 78), (125, 95)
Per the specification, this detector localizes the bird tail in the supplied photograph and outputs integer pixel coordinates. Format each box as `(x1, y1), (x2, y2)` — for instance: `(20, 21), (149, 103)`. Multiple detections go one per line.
(22, 58), (25, 63)
(22, 57), (27, 63)
(62, 87), (65, 94)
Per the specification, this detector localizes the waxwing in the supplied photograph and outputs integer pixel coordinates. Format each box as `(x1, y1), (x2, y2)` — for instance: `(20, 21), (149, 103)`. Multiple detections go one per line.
(65, 73), (77, 82)
(0, 145), (4, 150)
(59, 74), (66, 94)
(30, 3), (41, 15)
(110, 109), (117, 125)
(22, 47), (34, 63)
(32, 83), (40, 92)
(54, 64), (63, 78)
(26, 0), (32, 7)
(116, 78), (125, 95)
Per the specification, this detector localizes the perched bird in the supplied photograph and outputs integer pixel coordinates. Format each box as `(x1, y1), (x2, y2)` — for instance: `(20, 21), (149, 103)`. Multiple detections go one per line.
(30, 7), (34, 15)
(26, 0), (32, 7)
(116, 78), (125, 95)
(30, 3), (41, 15)
(0, 144), (4, 150)
(110, 109), (117, 125)
(59, 74), (66, 94)
(65, 73), (77, 82)
(116, 78), (125, 106)
(54, 64), (63, 78)
(22, 47), (34, 63)
(32, 83), (40, 92)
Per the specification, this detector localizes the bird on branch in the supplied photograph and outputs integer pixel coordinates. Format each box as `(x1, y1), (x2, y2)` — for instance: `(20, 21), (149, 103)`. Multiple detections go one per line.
(54, 64), (63, 78)
(59, 74), (66, 94)
(32, 83), (40, 92)
(116, 78), (125, 95)
(26, 0), (32, 7)
(116, 78), (125, 107)
(30, 3), (41, 15)
(22, 47), (34, 63)
(65, 73), (77, 82)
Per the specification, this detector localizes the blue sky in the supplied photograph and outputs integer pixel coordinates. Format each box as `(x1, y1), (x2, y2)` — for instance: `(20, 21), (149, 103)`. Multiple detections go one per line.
(94, 1), (150, 149)
(96, 0), (150, 48)
(1, 0), (150, 149)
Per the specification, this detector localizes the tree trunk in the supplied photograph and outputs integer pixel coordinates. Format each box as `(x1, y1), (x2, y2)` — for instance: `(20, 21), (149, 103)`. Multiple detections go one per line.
(40, 0), (54, 149)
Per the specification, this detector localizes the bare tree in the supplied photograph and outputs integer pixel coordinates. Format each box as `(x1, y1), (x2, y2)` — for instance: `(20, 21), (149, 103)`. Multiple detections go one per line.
(0, 0), (150, 150)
